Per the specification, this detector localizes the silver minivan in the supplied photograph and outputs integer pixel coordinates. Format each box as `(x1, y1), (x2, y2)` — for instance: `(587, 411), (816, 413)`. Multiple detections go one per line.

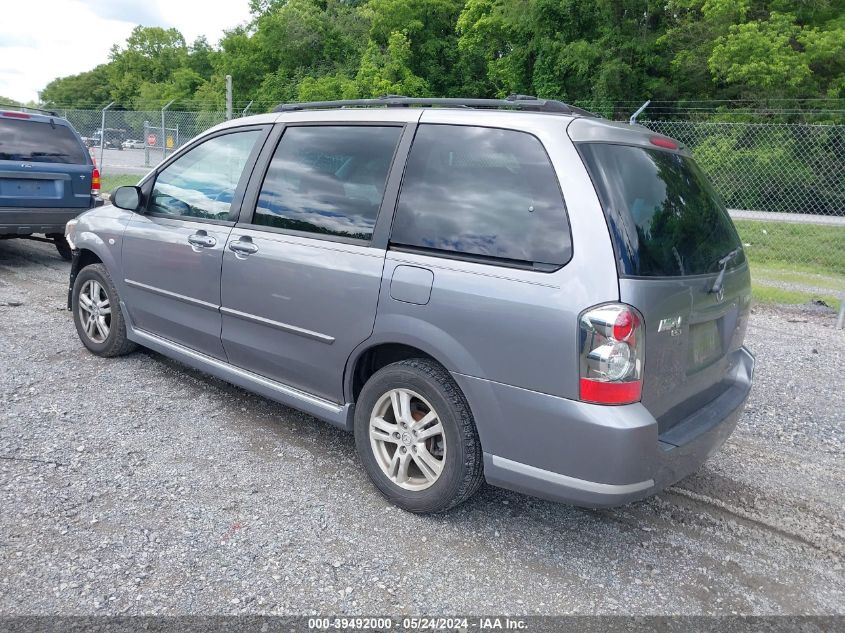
(65, 97), (754, 513)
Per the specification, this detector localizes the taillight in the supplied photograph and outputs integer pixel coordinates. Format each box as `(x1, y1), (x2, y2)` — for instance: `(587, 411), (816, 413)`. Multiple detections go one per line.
(650, 136), (678, 150)
(579, 304), (644, 405)
(91, 167), (100, 195)
(2, 111), (30, 119)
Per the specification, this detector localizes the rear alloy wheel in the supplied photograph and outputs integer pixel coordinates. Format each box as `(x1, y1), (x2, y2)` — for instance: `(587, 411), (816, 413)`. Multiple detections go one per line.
(72, 263), (137, 357)
(369, 388), (447, 491)
(354, 358), (484, 513)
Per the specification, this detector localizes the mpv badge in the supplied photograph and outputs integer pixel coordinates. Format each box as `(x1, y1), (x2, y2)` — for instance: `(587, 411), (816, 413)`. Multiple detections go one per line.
(658, 315), (683, 336)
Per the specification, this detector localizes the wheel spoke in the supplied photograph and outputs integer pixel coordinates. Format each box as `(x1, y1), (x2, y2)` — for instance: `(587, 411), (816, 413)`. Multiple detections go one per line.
(389, 450), (411, 484)
(78, 293), (94, 312)
(390, 390), (412, 424)
(412, 445), (443, 482)
(415, 421), (443, 442)
(98, 305), (111, 316)
(95, 316), (109, 338)
(410, 410), (437, 432)
(85, 315), (96, 336)
(370, 418), (398, 446)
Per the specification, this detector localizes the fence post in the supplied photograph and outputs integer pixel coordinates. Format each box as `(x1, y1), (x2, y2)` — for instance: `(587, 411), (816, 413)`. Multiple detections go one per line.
(161, 100), (174, 162)
(241, 100), (253, 117)
(226, 75), (233, 120)
(837, 292), (844, 330)
(99, 102), (115, 172)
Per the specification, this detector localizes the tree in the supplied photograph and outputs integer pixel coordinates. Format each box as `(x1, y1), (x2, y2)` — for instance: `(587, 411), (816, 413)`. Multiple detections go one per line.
(41, 66), (113, 108)
(356, 31), (430, 97)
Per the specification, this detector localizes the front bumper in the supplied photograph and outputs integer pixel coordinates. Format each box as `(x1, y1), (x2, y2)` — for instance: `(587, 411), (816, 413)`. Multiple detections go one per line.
(453, 346), (755, 508)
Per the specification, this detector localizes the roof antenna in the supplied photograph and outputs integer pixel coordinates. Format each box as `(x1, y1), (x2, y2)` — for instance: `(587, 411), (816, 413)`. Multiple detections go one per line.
(629, 99), (651, 125)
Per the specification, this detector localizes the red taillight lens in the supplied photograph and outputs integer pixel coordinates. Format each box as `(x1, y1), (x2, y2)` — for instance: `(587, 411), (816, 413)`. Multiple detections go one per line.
(2, 111), (30, 119)
(580, 378), (642, 405)
(650, 136), (678, 150)
(91, 168), (101, 193)
(612, 309), (638, 341)
(579, 304), (644, 405)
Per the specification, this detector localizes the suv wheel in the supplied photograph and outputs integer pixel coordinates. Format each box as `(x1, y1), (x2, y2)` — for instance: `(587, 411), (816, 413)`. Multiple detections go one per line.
(53, 235), (72, 261)
(354, 358), (484, 513)
(72, 263), (137, 357)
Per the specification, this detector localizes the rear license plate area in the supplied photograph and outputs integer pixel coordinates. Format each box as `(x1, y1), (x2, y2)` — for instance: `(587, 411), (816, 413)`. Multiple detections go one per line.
(0, 180), (56, 197)
(689, 320), (722, 369)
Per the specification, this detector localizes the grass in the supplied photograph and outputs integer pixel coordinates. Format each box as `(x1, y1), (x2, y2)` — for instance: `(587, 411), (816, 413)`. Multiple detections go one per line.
(751, 285), (841, 312)
(100, 173), (141, 194)
(733, 219), (845, 277)
(733, 219), (844, 311)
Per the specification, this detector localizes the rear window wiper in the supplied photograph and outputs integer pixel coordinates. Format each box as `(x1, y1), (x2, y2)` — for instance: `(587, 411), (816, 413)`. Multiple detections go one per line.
(709, 247), (742, 294)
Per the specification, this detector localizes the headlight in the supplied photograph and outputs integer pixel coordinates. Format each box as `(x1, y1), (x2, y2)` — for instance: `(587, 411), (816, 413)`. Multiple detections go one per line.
(65, 218), (79, 250)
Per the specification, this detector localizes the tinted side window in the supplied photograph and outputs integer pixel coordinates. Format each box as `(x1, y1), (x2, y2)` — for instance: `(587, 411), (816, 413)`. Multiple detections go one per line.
(0, 118), (88, 164)
(149, 130), (261, 221)
(391, 125), (571, 267)
(252, 126), (402, 240)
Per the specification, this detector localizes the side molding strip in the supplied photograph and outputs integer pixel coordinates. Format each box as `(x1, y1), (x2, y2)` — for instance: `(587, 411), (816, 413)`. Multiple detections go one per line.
(220, 306), (335, 344)
(124, 279), (219, 311)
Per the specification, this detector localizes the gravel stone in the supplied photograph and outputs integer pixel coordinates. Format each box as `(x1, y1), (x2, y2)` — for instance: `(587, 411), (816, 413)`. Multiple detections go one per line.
(0, 238), (843, 615)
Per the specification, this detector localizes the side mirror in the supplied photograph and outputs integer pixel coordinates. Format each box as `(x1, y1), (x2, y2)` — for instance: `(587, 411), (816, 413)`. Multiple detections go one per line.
(111, 186), (142, 212)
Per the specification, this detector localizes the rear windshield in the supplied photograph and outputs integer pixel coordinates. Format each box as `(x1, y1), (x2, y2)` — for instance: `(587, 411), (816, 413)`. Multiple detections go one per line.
(578, 143), (744, 277)
(0, 117), (88, 164)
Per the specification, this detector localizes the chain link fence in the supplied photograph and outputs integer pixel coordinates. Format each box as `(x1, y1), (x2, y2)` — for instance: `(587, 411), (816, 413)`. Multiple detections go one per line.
(59, 108), (229, 173)
(55, 106), (845, 313)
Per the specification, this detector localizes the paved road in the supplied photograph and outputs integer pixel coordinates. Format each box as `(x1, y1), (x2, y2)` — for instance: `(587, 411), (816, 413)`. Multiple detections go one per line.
(0, 238), (842, 616)
(729, 210), (845, 227)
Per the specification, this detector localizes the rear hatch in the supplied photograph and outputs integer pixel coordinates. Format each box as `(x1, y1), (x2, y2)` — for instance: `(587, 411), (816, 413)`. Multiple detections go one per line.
(0, 113), (93, 209)
(577, 138), (751, 434)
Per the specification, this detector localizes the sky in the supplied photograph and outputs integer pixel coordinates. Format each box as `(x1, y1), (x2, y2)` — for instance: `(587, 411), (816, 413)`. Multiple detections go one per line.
(0, 0), (252, 104)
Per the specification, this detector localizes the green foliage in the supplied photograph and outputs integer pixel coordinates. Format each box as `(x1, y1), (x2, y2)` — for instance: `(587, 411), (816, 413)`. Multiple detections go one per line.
(37, 0), (845, 114)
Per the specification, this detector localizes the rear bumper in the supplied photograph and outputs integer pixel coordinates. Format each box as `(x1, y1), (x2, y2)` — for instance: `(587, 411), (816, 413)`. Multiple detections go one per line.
(454, 346), (755, 508)
(0, 203), (99, 236)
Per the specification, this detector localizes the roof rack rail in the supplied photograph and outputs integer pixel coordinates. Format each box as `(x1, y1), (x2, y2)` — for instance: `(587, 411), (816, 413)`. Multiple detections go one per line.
(0, 103), (59, 116)
(274, 94), (597, 117)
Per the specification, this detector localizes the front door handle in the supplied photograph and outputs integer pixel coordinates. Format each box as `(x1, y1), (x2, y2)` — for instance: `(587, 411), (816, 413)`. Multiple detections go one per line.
(228, 238), (258, 256)
(187, 231), (216, 248)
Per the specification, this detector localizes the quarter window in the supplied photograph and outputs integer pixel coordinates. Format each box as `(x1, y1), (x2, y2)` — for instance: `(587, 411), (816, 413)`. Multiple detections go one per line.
(391, 124), (571, 267)
(252, 126), (403, 240)
(149, 130), (261, 221)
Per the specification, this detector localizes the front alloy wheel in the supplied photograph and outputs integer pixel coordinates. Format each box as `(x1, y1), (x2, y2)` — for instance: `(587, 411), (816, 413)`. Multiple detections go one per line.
(77, 279), (111, 343)
(71, 263), (136, 357)
(369, 388), (446, 491)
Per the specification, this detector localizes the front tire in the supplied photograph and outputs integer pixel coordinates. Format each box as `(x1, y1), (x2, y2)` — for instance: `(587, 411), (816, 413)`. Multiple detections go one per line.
(72, 263), (137, 357)
(354, 358), (484, 513)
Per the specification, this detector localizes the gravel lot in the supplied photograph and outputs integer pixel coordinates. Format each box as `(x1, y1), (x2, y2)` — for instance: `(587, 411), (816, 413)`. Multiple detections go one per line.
(0, 238), (843, 616)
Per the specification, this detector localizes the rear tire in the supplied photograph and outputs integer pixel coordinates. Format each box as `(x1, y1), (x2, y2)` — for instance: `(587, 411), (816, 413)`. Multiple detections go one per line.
(53, 235), (72, 261)
(72, 263), (137, 357)
(354, 358), (484, 513)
